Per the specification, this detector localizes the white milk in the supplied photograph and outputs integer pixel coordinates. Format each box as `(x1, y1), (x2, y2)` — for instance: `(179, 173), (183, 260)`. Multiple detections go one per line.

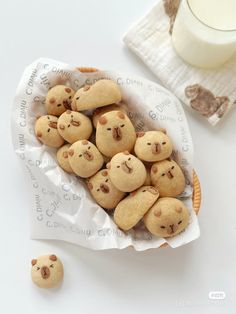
(172, 0), (236, 68)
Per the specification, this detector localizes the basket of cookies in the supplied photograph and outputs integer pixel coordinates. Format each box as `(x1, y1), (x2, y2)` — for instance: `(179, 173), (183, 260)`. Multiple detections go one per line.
(12, 58), (201, 251)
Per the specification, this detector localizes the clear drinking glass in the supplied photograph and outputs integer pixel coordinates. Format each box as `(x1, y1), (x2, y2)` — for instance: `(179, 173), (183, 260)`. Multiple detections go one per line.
(172, 0), (236, 69)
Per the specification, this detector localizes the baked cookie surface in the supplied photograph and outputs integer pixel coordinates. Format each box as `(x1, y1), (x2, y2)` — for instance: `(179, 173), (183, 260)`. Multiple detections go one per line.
(151, 159), (185, 197)
(134, 130), (173, 162)
(144, 197), (189, 237)
(57, 110), (92, 143)
(45, 85), (75, 116)
(68, 140), (104, 178)
(31, 254), (64, 289)
(56, 144), (73, 173)
(107, 152), (146, 192)
(114, 186), (159, 230)
(87, 169), (125, 210)
(35, 115), (64, 148)
(96, 111), (136, 157)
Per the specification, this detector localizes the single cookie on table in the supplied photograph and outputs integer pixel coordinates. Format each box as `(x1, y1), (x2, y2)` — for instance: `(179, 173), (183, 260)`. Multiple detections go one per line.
(92, 103), (127, 128)
(107, 151), (146, 192)
(68, 140), (103, 178)
(151, 159), (185, 197)
(144, 197), (189, 237)
(96, 111), (136, 157)
(72, 79), (121, 111)
(56, 144), (73, 173)
(114, 186), (159, 231)
(134, 130), (173, 162)
(57, 110), (92, 143)
(45, 85), (75, 116)
(87, 169), (125, 210)
(35, 115), (64, 148)
(31, 254), (63, 289)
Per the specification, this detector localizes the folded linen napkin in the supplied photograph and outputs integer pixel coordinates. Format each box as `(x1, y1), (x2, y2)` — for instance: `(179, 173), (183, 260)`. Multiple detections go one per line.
(124, 0), (236, 125)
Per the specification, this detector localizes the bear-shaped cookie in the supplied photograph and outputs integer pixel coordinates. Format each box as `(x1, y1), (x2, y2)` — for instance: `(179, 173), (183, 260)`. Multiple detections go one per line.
(35, 115), (64, 148)
(68, 140), (103, 178)
(107, 151), (146, 192)
(151, 159), (185, 197)
(72, 79), (121, 111)
(45, 85), (75, 116)
(87, 169), (125, 210)
(56, 144), (73, 173)
(92, 103), (127, 128)
(144, 197), (189, 237)
(134, 130), (173, 162)
(114, 186), (159, 230)
(57, 110), (92, 143)
(31, 254), (64, 289)
(96, 111), (136, 157)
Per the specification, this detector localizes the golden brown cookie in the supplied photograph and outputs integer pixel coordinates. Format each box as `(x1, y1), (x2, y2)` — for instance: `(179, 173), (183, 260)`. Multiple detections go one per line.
(35, 115), (64, 148)
(56, 144), (73, 173)
(31, 254), (64, 289)
(134, 130), (173, 162)
(107, 152), (147, 192)
(72, 79), (121, 111)
(92, 104), (127, 128)
(114, 186), (159, 230)
(57, 110), (92, 143)
(96, 111), (136, 157)
(45, 85), (75, 116)
(151, 159), (185, 197)
(144, 197), (189, 237)
(87, 169), (125, 210)
(68, 140), (103, 178)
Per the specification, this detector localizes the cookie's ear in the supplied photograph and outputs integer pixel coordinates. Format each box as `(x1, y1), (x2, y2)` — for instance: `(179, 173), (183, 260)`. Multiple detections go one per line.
(158, 128), (167, 134)
(154, 209), (162, 217)
(123, 151), (130, 155)
(152, 165), (158, 174)
(82, 140), (88, 145)
(36, 131), (42, 138)
(130, 190), (137, 197)
(68, 149), (74, 156)
(136, 132), (145, 138)
(117, 111), (125, 119)
(65, 87), (72, 93)
(106, 162), (111, 170)
(62, 151), (68, 158)
(175, 207), (182, 213)
(31, 259), (37, 266)
(185, 84), (200, 99)
(101, 170), (108, 177)
(99, 116), (107, 125)
(83, 85), (91, 91)
(49, 255), (57, 262)
(87, 182), (93, 190)
(66, 110), (72, 114)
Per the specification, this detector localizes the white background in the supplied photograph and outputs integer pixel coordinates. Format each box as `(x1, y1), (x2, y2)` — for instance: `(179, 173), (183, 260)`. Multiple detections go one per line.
(1, 0), (236, 313)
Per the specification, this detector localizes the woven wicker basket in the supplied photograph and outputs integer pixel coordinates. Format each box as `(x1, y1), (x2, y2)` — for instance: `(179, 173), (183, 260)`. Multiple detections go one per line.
(77, 67), (202, 216)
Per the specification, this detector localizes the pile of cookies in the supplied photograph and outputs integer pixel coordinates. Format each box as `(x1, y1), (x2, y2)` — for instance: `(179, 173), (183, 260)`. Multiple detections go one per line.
(34, 79), (190, 238)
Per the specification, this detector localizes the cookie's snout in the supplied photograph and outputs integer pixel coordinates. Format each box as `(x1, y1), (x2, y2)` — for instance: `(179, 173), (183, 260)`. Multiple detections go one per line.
(151, 142), (161, 154)
(167, 224), (177, 235)
(166, 170), (174, 179)
(71, 119), (80, 127)
(41, 266), (50, 279)
(147, 186), (159, 195)
(112, 126), (122, 141)
(63, 99), (72, 110)
(100, 183), (110, 194)
(83, 150), (94, 161)
(48, 121), (57, 129)
(121, 161), (133, 174)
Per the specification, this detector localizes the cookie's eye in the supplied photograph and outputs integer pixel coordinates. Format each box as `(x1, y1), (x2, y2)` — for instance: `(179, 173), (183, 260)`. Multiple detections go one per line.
(69, 96), (72, 99)
(128, 157), (131, 161)
(71, 115), (73, 118)
(178, 220), (182, 224)
(147, 142), (151, 145)
(120, 124), (125, 127)
(162, 141), (166, 145)
(57, 104), (62, 107)
(160, 226), (166, 229)
(88, 146), (91, 150)
(105, 179), (109, 182)
(97, 188), (100, 192)
(37, 267), (40, 271)
(171, 166), (175, 169)
(76, 96), (80, 100)
(142, 189), (146, 192)
(117, 165), (120, 168)
(161, 173), (165, 176)
(67, 124), (70, 128)
(107, 128), (111, 131)
(49, 264), (54, 268)
(79, 154), (82, 157)
(47, 128), (51, 132)
(47, 116), (50, 120)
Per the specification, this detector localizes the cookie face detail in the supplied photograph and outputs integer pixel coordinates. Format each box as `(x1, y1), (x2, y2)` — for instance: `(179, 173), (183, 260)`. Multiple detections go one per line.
(114, 186), (159, 230)
(68, 140), (104, 178)
(72, 79), (122, 111)
(134, 131), (173, 162)
(144, 197), (189, 237)
(151, 159), (185, 197)
(87, 169), (125, 210)
(92, 104), (127, 128)
(31, 254), (64, 288)
(45, 85), (75, 116)
(96, 111), (136, 157)
(107, 152), (147, 192)
(57, 110), (92, 143)
(56, 144), (73, 173)
(35, 115), (64, 148)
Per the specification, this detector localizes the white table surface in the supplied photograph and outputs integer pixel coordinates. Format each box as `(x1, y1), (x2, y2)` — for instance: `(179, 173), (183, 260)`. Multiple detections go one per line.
(1, 1), (236, 313)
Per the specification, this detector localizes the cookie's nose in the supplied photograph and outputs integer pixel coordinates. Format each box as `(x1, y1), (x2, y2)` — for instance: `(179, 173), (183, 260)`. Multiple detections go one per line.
(151, 142), (161, 154)
(167, 224), (177, 235)
(48, 121), (57, 129)
(71, 119), (80, 127)
(166, 170), (174, 179)
(83, 150), (94, 161)
(121, 161), (133, 174)
(63, 99), (72, 110)
(112, 126), (122, 141)
(100, 183), (110, 193)
(41, 266), (50, 279)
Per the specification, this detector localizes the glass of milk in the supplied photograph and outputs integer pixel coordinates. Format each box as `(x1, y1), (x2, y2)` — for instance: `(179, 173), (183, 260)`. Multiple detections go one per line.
(172, 0), (236, 68)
